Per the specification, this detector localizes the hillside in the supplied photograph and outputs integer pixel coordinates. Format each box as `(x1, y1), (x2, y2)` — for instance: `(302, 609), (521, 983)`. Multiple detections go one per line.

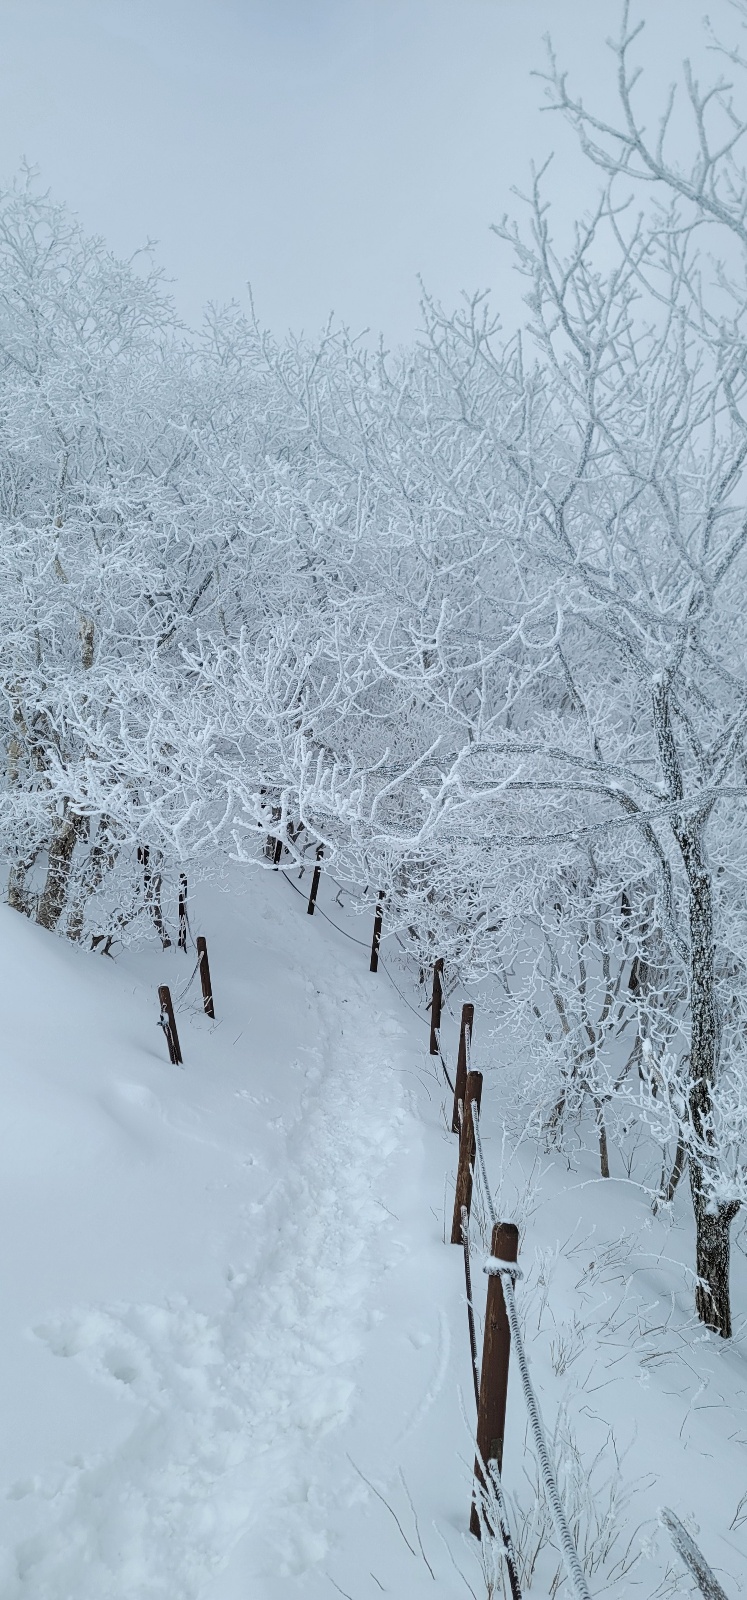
(0, 867), (744, 1598)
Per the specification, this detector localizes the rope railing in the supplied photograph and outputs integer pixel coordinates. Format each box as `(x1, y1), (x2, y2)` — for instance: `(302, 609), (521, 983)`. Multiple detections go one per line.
(472, 1097), (496, 1228)
(281, 866), (445, 1037)
(280, 868), (371, 947)
(175, 952), (201, 1004)
(436, 1038), (455, 1095)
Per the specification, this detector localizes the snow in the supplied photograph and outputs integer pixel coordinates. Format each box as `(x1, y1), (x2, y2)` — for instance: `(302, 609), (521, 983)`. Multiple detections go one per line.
(0, 865), (745, 1596)
(0, 867), (461, 1596)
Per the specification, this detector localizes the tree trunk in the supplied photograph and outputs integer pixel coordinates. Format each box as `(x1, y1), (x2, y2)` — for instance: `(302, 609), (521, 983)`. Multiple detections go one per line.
(594, 1097), (610, 1177)
(138, 845), (171, 949)
(37, 814), (83, 932)
(655, 1131), (686, 1212)
(690, 1173), (739, 1338)
(67, 819), (120, 942)
(7, 728), (37, 915)
(8, 858), (31, 915)
(676, 821), (736, 1332)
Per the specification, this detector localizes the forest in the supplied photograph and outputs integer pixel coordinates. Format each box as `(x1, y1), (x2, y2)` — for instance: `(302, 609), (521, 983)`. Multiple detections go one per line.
(6, 7), (747, 1359)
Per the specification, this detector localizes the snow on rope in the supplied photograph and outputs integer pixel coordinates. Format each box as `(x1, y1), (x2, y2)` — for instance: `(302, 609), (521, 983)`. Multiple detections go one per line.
(472, 1101), (594, 1600)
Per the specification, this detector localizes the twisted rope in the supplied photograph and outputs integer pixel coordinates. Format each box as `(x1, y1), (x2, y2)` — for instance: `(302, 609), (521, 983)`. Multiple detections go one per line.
(281, 869), (371, 946)
(282, 868), (440, 1030)
(437, 1037), (455, 1095)
(472, 1099), (497, 1226)
(380, 956), (430, 1024)
(175, 954), (201, 1004)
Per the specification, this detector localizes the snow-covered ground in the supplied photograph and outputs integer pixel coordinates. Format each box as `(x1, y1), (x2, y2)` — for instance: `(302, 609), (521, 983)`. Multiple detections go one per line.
(0, 864), (745, 1597)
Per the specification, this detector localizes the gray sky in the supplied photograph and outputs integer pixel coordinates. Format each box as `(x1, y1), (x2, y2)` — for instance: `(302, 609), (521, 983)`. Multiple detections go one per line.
(0, 0), (727, 342)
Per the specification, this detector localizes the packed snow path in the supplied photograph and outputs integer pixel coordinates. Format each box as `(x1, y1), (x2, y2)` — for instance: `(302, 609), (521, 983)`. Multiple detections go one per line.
(0, 868), (468, 1598)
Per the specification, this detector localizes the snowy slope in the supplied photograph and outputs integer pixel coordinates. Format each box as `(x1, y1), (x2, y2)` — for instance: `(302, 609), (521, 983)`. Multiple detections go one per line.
(0, 864), (745, 1598)
(0, 865), (471, 1597)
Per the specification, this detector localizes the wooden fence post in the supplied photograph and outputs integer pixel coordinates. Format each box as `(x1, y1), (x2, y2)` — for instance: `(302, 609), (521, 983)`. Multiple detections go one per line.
(451, 1071), (483, 1243)
(451, 1002), (475, 1133)
(470, 1220), (519, 1539)
(429, 958), (443, 1056)
(158, 984), (182, 1065)
(196, 936), (215, 1019)
(178, 873), (188, 951)
(370, 891), (385, 972)
(307, 846), (323, 915)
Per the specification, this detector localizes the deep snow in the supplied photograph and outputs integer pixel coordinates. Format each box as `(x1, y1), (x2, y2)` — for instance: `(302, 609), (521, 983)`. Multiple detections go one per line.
(0, 864), (745, 1597)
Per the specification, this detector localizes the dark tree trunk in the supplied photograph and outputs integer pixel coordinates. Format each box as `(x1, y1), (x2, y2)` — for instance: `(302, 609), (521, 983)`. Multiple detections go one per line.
(676, 821), (741, 1335)
(653, 684), (738, 1333)
(8, 859), (30, 915)
(594, 1097), (610, 1177)
(690, 1173), (739, 1338)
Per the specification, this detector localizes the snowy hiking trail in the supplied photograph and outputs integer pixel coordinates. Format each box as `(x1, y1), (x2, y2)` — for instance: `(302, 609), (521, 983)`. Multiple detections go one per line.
(0, 868), (470, 1599)
(3, 869), (747, 1599)
(24, 1005), (400, 1595)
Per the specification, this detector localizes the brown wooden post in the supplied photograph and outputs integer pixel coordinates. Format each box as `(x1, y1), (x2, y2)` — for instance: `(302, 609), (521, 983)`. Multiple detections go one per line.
(158, 984), (182, 1065)
(369, 891), (385, 972)
(470, 1220), (519, 1539)
(178, 873), (188, 951)
(272, 836), (283, 867)
(196, 936), (215, 1019)
(429, 957), (443, 1055)
(451, 1002), (474, 1133)
(307, 846), (323, 915)
(451, 1071), (483, 1243)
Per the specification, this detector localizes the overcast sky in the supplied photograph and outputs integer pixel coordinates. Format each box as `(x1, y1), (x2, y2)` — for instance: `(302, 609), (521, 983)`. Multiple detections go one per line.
(0, 0), (730, 342)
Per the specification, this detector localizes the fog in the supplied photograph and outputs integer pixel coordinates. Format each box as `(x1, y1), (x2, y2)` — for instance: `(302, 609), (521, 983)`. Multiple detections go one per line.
(0, 0), (729, 340)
